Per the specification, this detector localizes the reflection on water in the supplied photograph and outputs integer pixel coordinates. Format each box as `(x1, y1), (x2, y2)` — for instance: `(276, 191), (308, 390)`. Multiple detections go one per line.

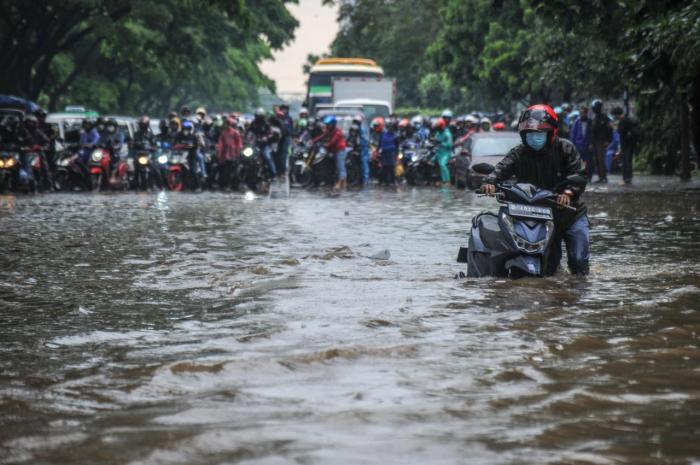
(1, 188), (699, 464)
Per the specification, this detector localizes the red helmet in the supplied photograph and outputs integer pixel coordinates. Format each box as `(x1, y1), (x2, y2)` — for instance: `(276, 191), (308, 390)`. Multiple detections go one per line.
(398, 118), (410, 129)
(371, 117), (385, 133)
(518, 104), (558, 140)
(493, 122), (506, 131)
(432, 117), (446, 131)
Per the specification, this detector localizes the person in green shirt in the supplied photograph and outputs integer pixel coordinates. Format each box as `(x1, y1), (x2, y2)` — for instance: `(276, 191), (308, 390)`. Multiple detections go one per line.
(433, 117), (453, 186)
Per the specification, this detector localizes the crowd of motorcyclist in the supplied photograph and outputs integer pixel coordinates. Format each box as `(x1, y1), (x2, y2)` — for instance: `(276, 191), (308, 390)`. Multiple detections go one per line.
(0, 98), (636, 194)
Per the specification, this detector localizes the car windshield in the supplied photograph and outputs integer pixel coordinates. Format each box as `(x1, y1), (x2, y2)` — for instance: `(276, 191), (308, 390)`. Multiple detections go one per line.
(362, 105), (389, 120)
(472, 135), (520, 157)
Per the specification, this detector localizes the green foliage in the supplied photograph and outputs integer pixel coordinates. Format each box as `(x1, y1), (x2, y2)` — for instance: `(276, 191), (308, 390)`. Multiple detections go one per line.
(0, 0), (299, 114)
(326, 0), (699, 174)
(328, 0), (444, 107)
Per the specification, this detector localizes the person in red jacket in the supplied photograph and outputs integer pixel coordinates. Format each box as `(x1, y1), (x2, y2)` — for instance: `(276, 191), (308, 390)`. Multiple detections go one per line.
(217, 117), (243, 190)
(312, 115), (347, 190)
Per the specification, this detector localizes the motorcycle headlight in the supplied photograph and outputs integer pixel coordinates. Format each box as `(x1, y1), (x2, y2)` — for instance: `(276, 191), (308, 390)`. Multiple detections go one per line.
(59, 157), (70, 167)
(302, 152), (309, 159)
(398, 153), (404, 160)
(6, 157), (16, 168)
(91, 150), (103, 162)
(158, 155), (168, 164)
(138, 156), (149, 166)
(411, 154), (419, 163)
(0, 159), (5, 168)
(242, 147), (254, 157)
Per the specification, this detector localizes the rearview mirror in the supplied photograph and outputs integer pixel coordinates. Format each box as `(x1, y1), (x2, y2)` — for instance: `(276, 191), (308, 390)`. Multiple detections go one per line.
(471, 162), (494, 175)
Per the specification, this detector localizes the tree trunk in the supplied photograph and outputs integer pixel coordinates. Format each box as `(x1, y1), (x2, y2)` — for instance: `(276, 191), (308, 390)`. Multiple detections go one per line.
(680, 96), (691, 181)
(691, 78), (700, 159)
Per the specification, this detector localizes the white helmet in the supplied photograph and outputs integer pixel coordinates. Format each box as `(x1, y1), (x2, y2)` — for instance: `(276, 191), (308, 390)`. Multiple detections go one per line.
(410, 115), (424, 128)
(254, 107), (265, 117)
(299, 107), (309, 117)
(441, 109), (453, 119)
(480, 117), (493, 131)
(465, 115), (479, 124)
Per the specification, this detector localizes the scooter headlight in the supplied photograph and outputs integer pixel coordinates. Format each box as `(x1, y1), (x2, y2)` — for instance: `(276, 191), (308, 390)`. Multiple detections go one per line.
(59, 157), (70, 167)
(0, 159), (5, 168)
(242, 147), (254, 158)
(158, 155), (168, 164)
(398, 152), (404, 160)
(6, 157), (16, 168)
(501, 211), (553, 253)
(137, 155), (149, 166)
(411, 154), (419, 163)
(91, 150), (103, 162)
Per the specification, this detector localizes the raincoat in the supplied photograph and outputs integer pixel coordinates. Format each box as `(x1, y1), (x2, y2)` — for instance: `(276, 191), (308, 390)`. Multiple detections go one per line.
(434, 127), (453, 183)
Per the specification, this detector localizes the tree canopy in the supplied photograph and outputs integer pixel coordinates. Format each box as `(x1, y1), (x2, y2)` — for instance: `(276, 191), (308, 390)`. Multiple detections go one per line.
(322, 0), (700, 175)
(0, 0), (299, 114)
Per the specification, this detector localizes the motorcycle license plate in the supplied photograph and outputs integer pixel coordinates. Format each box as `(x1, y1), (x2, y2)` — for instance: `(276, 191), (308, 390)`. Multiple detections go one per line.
(508, 203), (553, 220)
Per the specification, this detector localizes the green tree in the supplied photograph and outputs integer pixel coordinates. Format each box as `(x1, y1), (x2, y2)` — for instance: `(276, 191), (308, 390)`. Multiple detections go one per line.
(0, 0), (299, 114)
(326, 0), (444, 107)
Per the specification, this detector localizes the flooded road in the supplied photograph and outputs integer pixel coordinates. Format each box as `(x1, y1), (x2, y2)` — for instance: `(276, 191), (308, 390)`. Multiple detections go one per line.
(1, 184), (700, 465)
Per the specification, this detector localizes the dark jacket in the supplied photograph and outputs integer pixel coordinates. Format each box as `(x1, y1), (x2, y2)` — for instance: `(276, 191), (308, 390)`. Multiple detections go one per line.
(484, 137), (587, 229)
(590, 112), (612, 144)
(132, 128), (155, 149)
(617, 116), (639, 151)
(247, 118), (271, 145)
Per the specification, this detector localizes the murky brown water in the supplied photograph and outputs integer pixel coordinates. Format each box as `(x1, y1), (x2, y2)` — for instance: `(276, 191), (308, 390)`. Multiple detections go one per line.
(1, 183), (700, 464)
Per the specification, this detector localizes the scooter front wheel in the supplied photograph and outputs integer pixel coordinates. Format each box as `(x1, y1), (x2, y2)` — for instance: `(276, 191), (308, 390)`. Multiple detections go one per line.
(166, 171), (184, 191)
(90, 173), (102, 192)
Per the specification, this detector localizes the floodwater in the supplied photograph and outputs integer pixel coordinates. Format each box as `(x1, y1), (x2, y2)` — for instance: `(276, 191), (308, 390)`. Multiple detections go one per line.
(1, 182), (699, 465)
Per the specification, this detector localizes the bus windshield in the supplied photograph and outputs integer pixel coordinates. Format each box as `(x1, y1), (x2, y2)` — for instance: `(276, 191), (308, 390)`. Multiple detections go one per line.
(307, 60), (383, 114)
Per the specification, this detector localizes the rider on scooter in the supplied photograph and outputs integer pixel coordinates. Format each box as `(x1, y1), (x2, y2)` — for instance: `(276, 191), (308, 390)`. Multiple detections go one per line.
(176, 120), (207, 182)
(246, 108), (277, 178)
(481, 104), (589, 275)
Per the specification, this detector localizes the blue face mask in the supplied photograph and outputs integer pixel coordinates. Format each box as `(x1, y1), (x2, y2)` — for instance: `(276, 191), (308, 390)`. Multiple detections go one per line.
(526, 132), (547, 151)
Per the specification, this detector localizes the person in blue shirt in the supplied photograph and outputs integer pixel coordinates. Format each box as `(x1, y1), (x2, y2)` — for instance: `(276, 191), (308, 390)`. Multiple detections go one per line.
(570, 105), (593, 180)
(409, 115), (431, 144)
(79, 119), (100, 164)
(378, 120), (399, 186)
(605, 124), (620, 172)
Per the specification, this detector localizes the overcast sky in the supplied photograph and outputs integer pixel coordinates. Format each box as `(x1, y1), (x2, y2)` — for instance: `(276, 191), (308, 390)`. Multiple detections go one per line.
(259, 0), (339, 96)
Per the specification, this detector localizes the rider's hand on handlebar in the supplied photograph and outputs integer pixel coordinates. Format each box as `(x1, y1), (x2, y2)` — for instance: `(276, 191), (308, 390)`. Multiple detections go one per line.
(481, 183), (496, 195)
(557, 193), (571, 207)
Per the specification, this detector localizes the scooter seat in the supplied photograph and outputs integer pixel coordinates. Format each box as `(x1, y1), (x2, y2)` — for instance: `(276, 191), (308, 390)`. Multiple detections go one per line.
(477, 213), (504, 251)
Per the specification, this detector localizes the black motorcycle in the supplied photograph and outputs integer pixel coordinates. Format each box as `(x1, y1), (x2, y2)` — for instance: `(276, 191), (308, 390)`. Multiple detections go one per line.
(53, 146), (87, 191)
(457, 172), (584, 278)
(240, 145), (273, 191)
(132, 145), (161, 191)
(345, 147), (362, 186)
(289, 143), (310, 186)
(308, 144), (336, 187)
(405, 142), (439, 186)
(0, 147), (20, 193)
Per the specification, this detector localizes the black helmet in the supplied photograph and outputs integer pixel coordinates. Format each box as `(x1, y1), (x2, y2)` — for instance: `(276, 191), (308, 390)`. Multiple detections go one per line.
(138, 115), (150, 129)
(106, 118), (118, 133)
(181, 106), (191, 115)
(34, 108), (47, 119)
(591, 99), (603, 113)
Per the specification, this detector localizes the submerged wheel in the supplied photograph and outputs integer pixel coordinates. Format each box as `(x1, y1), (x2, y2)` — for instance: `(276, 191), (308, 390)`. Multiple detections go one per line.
(90, 173), (102, 192)
(346, 158), (361, 186)
(166, 171), (183, 191)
